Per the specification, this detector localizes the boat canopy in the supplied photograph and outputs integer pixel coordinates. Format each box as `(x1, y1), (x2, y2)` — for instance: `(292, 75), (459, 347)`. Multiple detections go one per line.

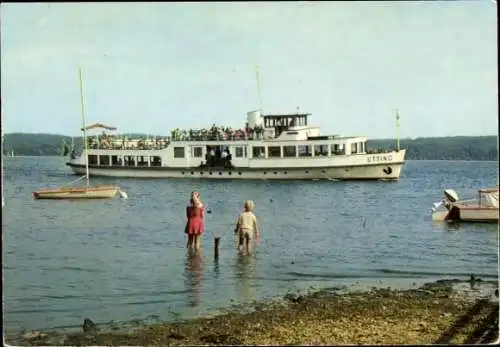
(81, 123), (118, 131)
(479, 187), (499, 193)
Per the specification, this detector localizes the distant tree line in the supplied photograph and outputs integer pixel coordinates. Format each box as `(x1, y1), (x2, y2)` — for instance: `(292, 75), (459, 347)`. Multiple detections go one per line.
(367, 136), (498, 161)
(2, 132), (498, 161)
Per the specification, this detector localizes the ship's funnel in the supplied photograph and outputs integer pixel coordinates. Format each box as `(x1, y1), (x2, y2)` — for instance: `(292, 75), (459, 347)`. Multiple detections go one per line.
(246, 110), (263, 128)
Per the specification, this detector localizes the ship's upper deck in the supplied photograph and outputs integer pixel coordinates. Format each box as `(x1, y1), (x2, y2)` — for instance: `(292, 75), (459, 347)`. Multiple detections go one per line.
(83, 110), (368, 150)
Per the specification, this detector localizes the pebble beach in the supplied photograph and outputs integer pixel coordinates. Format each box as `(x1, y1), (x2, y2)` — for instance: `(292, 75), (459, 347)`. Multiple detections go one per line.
(10, 278), (499, 346)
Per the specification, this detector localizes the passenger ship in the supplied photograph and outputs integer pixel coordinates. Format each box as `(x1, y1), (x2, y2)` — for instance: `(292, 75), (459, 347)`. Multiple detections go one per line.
(66, 110), (407, 180)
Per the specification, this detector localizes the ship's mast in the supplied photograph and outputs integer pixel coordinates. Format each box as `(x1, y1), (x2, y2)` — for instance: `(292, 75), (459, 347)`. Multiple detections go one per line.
(395, 109), (401, 152)
(255, 65), (263, 112)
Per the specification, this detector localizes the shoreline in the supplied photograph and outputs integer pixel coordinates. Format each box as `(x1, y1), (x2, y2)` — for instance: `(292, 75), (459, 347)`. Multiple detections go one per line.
(8, 278), (499, 346)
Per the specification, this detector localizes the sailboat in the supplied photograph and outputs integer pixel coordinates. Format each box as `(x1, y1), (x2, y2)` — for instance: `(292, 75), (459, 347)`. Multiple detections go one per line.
(33, 67), (122, 200)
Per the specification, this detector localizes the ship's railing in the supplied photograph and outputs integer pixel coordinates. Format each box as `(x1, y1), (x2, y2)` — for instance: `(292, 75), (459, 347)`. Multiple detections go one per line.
(169, 133), (264, 142)
(86, 135), (172, 151)
(84, 126), (268, 150)
(170, 127), (265, 142)
(366, 149), (395, 154)
(85, 135), (266, 150)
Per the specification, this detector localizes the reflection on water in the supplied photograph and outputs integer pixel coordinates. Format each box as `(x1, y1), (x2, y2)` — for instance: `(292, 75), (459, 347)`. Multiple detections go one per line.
(233, 254), (257, 301)
(213, 260), (220, 277)
(183, 250), (205, 307)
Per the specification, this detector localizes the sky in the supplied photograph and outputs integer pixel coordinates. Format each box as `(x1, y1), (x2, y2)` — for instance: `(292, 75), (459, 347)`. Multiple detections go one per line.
(1, 1), (498, 138)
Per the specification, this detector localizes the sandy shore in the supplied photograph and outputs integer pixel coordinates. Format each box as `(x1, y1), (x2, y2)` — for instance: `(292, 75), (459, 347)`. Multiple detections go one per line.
(10, 279), (499, 346)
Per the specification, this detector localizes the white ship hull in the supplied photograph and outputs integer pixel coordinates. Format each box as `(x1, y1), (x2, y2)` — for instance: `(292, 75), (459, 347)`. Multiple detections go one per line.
(67, 157), (405, 181)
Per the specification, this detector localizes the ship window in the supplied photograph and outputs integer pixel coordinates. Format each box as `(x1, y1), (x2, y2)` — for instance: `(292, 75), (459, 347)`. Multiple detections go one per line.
(360, 142), (365, 153)
(192, 147), (203, 158)
(99, 155), (110, 166)
(174, 147), (185, 158)
(150, 156), (162, 167)
(124, 156), (135, 166)
(111, 155), (122, 166)
(331, 144), (344, 155)
(252, 146), (265, 158)
(268, 146), (281, 158)
(235, 147), (246, 158)
(283, 145), (296, 157)
(314, 144), (329, 156)
(332, 144), (339, 155)
(351, 143), (358, 154)
(137, 156), (148, 166)
(88, 155), (98, 165)
(298, 145), (312, 157)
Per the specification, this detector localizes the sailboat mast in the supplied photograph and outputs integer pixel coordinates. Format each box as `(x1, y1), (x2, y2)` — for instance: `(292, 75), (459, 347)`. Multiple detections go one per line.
(78, 67), (90, 187)
(1, 102), (4, 208)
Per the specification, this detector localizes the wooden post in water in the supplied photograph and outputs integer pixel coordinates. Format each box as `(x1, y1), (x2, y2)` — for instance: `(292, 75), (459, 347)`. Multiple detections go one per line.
(214, 236), (220, 261)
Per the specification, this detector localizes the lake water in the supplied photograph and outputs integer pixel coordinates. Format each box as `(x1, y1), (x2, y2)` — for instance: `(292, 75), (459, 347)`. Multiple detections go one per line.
(2, 157), (499, 334)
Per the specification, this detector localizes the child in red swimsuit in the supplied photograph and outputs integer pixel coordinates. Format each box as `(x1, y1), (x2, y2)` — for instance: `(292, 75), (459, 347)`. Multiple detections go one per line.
(185, 191), (205, 251)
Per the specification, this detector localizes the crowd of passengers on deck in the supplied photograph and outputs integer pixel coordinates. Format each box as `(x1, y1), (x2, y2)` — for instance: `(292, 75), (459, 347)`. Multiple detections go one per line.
(86, 124), (267, 150)
(86, 132), (171, 150)
(170, 124), (266, 141)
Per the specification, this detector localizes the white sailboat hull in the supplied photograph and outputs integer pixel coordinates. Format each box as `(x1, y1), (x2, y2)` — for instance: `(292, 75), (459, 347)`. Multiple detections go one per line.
(33, 186), (119, 200)
(67, 162), (404, 180)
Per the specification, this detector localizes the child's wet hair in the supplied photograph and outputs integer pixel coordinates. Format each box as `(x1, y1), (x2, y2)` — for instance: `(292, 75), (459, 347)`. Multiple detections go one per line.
(244, 200), (255, 211)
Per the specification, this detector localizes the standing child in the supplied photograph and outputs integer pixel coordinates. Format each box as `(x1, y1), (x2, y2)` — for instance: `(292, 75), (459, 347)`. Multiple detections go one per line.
(185, 191), (205, 251)
(234, 200), (259, 255)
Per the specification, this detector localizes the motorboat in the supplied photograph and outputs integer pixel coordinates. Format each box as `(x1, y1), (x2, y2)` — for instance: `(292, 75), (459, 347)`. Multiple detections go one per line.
(431, 187), (499, 223)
